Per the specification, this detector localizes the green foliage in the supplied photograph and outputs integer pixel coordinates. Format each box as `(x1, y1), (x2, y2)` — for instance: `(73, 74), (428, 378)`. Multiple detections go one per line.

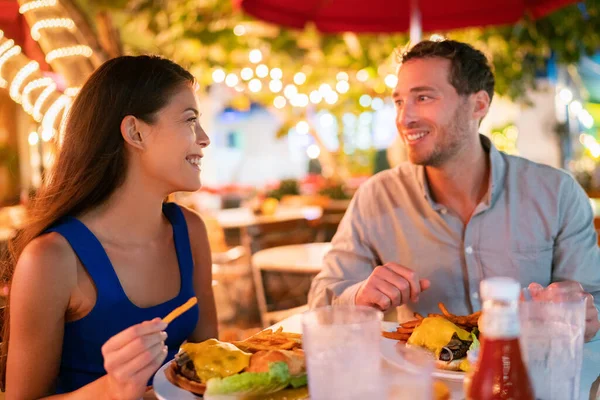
(318, 183), (350, 200)
(266, 178), (300, 200)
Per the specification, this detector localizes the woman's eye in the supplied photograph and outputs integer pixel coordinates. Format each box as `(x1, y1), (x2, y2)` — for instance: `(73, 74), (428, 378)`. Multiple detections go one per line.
(187, 117), (197, 124)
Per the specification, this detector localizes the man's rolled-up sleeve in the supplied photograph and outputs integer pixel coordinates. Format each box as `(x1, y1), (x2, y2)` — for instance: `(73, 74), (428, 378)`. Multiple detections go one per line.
(308, 187), (378, 308)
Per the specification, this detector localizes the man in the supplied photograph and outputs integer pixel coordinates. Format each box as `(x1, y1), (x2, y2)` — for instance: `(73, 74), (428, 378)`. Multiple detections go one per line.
(308, 40), (600, 341)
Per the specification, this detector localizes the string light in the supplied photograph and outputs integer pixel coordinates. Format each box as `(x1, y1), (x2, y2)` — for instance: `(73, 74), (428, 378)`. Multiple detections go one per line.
(45, 45), (93, 63)
(269, 80), (282, 93)
(32, 82), (57, 121)
(19, 0), (57, 14)
(336, 72), (349, 81)
(294, 72), (306, 85)
(336, 80), (349, 94)
(296, 121), (309, 134)
(356, 69), (369, 82)
(28, 132), (39, 146)
(269, 68), (282, 80)
(249, 49), (262, 64)
(256, 64), (269, 78)
(248, 79), (262, 93)
(41, 94), (71, 142)
(384, 74), (398, 88)
(324, 91), (339, 105)
(0, 39), (15, 58)
(31, 18), (76, 41)
(283, 84), (298, 99)
(64, 86), (81, 97)
(9, 61), (39, 103)
(58, 101), (71, 145)
(0, 45), (22, 87)
(273, 96), (286, 109)
(240, 67), (253, 81)
(212, 69), (225, 83)
(309, 90), (322, 104)
(225, 73), (239, 87)
(22, 77), (53, 114)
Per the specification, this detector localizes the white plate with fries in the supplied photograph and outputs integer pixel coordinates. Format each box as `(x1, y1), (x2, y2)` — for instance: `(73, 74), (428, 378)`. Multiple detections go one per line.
(380, 321), (466, 381)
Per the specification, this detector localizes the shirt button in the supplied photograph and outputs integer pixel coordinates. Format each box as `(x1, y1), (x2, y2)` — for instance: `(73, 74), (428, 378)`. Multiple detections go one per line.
(440, 208), (447, 214)
(465, 246), (473, 255)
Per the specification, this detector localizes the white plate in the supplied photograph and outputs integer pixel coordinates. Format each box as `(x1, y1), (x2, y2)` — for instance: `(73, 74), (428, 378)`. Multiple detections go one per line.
(380, 321), (466, 382)
(153, 361), (201, 400)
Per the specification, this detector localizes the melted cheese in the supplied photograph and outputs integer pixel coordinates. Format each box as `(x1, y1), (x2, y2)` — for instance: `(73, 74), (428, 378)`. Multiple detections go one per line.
(181, 339), (251, 382)
(406, 317), (471, 358)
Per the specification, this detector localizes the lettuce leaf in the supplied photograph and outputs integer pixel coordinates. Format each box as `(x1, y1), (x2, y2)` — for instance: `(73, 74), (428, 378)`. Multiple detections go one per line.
(205, 362), (292, 395)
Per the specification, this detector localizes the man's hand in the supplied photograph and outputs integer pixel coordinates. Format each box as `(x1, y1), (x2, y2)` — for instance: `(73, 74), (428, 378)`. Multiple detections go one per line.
(355, 263), (430, 311)
(526, 281), (600, 342)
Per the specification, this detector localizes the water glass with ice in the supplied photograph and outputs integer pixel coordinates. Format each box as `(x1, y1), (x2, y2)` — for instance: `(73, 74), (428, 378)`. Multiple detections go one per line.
(519, 289), (586, 400)
(302, 306), (383, 400)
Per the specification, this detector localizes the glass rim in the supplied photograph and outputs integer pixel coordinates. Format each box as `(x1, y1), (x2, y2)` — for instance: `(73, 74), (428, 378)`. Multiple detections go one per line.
(302, 305), (383, 325)
(520, 290), (587, 305)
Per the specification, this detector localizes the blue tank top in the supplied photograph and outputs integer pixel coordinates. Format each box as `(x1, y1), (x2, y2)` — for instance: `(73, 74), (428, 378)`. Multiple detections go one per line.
(46, 203), (199, 393)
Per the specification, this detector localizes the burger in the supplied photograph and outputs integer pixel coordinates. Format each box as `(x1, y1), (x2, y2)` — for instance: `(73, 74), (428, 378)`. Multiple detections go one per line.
(165, 339), (308, 398)
(406, 317), (479, 372)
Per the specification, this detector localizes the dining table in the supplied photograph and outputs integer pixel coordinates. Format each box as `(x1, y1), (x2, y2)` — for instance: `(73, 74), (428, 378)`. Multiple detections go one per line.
(270, 313), (600, 400)
(214, 205), (322, 229)
(251, 242), (332, 274)
(150, 312), (600, 399)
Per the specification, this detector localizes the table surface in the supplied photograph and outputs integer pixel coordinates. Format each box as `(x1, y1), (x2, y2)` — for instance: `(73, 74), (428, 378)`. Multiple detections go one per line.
(272, 313), (600, 400)
(214, 206), (323, 229)
(251, 242), (331, 273)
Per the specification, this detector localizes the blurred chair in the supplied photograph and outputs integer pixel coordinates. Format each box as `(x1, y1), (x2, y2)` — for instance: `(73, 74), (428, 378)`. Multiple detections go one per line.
(246, 218), (317, 255)
(251, 258), (316, 327)
(314, 212), (345, 242)
(197, 212), (260, 327)
(595, 217), (600, 246)
(247, 219), (319, 327)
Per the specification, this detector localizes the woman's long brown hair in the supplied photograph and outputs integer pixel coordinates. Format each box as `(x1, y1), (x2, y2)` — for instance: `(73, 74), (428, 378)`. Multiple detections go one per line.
(0, 55), (194, 388)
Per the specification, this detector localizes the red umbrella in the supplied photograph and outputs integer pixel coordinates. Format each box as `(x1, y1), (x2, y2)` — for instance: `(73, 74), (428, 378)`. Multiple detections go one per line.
(236, 0), (580, 33)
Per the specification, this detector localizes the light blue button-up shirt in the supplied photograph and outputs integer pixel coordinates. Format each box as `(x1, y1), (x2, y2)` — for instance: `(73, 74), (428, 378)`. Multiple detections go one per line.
(309, 135), (600, 321)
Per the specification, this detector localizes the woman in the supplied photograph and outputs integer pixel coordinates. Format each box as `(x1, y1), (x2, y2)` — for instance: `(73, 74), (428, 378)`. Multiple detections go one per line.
(0, 55), (217, 399)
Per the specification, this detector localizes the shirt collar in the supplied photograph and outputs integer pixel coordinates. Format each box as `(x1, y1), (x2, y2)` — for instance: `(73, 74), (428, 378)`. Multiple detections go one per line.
(414, 134), (506, 209)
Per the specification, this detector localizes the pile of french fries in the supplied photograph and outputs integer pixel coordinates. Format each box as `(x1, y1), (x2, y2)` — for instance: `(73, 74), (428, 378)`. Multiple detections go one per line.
(382, 302), (481, 341)
(233, 327), (303, 352)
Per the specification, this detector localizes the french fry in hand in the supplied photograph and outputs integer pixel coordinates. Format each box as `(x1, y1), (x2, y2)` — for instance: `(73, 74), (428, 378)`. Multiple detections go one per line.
(162, 297), (198, 324)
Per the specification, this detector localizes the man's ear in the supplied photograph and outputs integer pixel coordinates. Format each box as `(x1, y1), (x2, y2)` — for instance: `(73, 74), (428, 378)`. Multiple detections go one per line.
(121, 115), (145, 150)
(472, 90), (491, 121)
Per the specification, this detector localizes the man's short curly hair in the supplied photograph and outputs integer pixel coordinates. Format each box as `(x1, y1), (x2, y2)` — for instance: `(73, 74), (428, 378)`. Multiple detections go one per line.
(399, 40), (495, 101)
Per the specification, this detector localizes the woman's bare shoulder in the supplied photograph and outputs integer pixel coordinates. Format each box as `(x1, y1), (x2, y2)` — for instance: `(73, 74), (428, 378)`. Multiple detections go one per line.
(14, 232), (78, 293)
(178, 205), (208, 236)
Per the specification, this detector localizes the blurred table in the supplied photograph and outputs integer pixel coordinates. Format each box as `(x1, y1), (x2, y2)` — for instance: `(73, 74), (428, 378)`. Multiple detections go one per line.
(251, 242), (331, 274)
(271, 313), (600, 400)
(214, 206), (322, 229)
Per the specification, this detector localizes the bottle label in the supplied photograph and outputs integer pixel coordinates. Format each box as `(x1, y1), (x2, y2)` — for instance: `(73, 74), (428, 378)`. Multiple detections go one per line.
(479, 308), (520, 339)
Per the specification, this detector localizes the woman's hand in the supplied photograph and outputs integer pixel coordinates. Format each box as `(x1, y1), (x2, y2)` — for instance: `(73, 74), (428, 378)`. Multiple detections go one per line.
(101, 318), (168, 400)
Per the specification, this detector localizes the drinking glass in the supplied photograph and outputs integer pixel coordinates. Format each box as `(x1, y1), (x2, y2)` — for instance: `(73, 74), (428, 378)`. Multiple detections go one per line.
(520, 288), (586, 400)
(380, 345), (435, 400)
(302, 305), (383, 400)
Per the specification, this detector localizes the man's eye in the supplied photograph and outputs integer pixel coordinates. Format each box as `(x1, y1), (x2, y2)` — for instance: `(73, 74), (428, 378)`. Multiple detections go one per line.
(418, 95), (430, 101)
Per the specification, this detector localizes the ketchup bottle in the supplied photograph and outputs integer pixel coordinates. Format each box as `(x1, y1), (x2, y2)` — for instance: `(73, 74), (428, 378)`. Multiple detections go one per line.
(465, 277), (535, 400)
